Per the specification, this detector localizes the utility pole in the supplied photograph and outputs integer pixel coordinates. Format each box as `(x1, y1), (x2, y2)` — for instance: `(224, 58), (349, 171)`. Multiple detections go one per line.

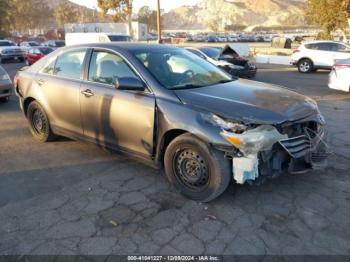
(157, 0), (162, 43)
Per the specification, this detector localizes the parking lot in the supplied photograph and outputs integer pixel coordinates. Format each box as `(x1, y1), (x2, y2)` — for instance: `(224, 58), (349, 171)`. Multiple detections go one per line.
(0, 62), (350, 256)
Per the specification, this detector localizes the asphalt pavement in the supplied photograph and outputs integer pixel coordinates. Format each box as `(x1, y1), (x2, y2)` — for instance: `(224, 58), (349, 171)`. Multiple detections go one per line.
(0, 62), (349, 256)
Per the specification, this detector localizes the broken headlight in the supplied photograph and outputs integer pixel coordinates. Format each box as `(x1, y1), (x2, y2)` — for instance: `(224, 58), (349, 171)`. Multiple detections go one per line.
(220, 125), (288, 155)
(202, 113), (247, 132)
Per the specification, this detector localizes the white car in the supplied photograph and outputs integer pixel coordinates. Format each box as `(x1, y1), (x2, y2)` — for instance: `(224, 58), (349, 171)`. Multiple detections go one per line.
(329, 59), (350, 92)
(291, 41), (350, 73)
(0, 40), (25, 63)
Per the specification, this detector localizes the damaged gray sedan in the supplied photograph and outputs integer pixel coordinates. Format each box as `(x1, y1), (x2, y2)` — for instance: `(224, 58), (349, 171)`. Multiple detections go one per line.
(14, 43), (328, 202)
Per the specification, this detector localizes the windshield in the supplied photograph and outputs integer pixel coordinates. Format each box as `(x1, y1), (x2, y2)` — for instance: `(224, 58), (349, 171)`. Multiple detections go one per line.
(199, 47), (222, 59)
(29, 42), (40, 46)
(55, 41), (65, 47)
(133, 48), (233, 90)
(0, 41), (15, 47)
(108, 35), (131, 42)
(39, 47), (54, 54)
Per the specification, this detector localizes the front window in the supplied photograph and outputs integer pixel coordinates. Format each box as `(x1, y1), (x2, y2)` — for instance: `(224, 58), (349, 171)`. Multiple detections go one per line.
(133, 49), (232, 90)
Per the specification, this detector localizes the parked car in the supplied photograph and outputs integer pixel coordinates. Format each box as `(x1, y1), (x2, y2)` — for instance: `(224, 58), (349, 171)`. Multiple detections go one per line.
(0, 40), (25, 63)
(185, 47), (246, 78)
(66, 33), (131, 46)
(24, 47), (54, 65)
(14, 43), (327, 202)
(328, 59), (350, 92)
(291, 41), (350, 73)
(19, 41), (41, 48)
(198, 46), (257, 78)
(0, 65), (12, 102)
(43, 40), (65, 49)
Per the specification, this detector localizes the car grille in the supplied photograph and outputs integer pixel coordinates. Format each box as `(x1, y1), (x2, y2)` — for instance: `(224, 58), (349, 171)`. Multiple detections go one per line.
(278, 122), (328, 162)
(279, 135), (310, 158)
(3, 49), (23, 54)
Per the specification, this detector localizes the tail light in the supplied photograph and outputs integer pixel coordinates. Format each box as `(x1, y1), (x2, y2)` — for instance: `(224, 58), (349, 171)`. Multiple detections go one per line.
(292, 49), (300, 54)
(14, 73), (19, 88)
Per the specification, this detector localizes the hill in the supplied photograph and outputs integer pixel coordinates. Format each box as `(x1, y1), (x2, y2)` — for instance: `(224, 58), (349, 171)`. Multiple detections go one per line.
(162, 0), (307, 31)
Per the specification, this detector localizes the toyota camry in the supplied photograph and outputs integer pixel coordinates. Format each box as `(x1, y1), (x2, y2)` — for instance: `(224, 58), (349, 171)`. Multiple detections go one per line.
(14, 43), (328, 202)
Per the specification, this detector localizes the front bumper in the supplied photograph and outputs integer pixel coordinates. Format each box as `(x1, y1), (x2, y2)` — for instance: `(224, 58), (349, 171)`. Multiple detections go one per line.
(222, 122), (328, 184)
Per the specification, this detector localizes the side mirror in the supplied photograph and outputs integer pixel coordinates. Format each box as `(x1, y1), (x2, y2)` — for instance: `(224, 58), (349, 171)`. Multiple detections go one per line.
(115, 77), (146, 91)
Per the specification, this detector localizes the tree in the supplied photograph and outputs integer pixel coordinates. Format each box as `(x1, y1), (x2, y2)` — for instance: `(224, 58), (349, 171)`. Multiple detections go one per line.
(307, 0), (350, 39)
(0, 0), (12, 37)
(137, 6), (157, 32)
(97, 0), (133, 36)
(54, 0), (79, 27)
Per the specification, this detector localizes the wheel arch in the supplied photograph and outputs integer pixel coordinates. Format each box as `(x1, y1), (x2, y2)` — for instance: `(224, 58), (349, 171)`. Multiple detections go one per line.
(297, 57), (314, 65)
(157, 129), (188, 165)
(23, 97), (36, 116)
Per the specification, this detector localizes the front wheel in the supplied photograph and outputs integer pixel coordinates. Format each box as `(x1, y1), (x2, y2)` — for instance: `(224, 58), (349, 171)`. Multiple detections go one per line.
(298, 59), (313, 73)
(164, 133), (231, 202)
(27, 101), (56, 142)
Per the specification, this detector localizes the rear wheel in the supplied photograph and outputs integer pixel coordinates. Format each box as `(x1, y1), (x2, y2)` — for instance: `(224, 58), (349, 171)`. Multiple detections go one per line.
(27, 101), (56, 142)
(298, 59), (313, 73)
(164, 133), (231, 202)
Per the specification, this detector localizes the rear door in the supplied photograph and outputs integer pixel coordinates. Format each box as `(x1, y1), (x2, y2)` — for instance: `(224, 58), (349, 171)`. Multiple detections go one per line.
(80, 49), (155, 157)
(35, 48), (87, 135)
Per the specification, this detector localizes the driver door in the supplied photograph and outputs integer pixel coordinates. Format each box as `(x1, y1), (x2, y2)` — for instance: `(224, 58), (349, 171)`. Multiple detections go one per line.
(80, 49), (156, 157)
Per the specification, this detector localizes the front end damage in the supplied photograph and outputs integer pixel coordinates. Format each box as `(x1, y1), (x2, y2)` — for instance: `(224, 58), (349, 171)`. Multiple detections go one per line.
(219, 118), (328, 185)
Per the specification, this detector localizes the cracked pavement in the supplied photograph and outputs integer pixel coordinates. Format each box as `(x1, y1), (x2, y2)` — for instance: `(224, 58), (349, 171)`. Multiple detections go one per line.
(0, 63), (349, 255)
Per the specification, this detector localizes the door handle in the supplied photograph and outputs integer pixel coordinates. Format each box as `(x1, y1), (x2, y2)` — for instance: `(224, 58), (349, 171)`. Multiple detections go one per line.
(36, 79), (45, 86)
(81, 89), (94, 97)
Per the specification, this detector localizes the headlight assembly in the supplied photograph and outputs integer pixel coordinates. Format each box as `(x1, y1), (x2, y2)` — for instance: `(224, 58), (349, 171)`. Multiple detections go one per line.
(202, 113), (247, 132)
(0, 73), (10, 81)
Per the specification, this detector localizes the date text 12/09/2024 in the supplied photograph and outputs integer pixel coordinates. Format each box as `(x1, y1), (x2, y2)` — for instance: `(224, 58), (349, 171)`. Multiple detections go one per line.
(127, 256), (221, 261)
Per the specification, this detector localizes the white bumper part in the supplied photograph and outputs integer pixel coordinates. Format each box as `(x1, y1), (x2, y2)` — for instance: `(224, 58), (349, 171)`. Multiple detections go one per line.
(232, 154), (259, 184)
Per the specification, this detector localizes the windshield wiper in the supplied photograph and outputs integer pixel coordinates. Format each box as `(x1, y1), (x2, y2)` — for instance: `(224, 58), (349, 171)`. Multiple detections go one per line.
(172, 84), (205, 90)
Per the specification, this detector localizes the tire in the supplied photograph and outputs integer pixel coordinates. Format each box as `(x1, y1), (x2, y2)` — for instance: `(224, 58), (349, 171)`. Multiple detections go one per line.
(27, 101), (56, 142)
(298, 59), (313, 73)
(164, 133), (231, 202)
(0, 56), (3, 64)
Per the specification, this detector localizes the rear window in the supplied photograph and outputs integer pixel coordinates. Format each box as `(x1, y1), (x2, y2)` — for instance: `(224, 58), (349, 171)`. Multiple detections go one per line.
(54, 50), (86, 79)
(199, 48), (221, 59)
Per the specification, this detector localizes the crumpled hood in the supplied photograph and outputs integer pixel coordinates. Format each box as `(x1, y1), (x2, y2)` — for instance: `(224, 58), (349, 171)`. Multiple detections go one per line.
(174, 79), (320, 124)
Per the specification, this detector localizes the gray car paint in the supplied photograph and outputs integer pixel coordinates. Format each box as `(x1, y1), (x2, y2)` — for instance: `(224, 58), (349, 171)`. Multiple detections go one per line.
(15, 43), (323, 167)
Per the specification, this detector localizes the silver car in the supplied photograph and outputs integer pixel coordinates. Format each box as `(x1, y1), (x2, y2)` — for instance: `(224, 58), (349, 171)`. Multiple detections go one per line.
(0, 65), (12, 102)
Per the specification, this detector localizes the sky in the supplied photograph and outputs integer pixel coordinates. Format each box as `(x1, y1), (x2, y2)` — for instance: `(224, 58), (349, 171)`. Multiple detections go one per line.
(69, 0), (200, 12)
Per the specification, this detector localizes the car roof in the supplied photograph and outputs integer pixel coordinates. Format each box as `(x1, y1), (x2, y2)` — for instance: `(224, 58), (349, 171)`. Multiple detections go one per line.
(62, 43), (178, 52)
